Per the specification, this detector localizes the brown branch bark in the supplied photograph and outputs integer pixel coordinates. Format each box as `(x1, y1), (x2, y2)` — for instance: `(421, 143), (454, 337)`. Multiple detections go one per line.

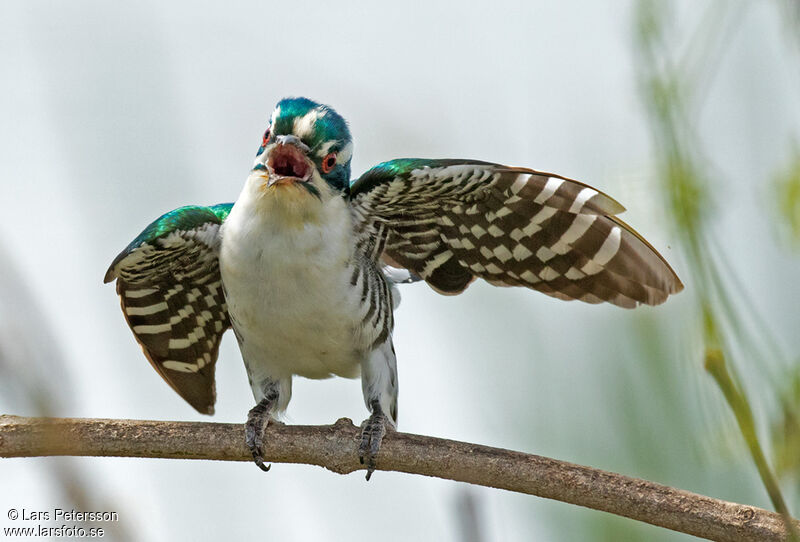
(1, 414), (796, 541)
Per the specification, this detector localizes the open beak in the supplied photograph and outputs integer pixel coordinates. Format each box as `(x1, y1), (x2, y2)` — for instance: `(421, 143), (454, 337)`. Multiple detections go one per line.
(265, 137), (312, 187)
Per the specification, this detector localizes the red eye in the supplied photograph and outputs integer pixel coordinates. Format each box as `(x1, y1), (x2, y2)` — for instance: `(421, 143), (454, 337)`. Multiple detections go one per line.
(261, 129), (271, 147)
(322, 152), (337, 173)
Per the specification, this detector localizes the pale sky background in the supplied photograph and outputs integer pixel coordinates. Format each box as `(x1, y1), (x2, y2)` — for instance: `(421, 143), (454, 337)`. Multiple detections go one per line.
(1, 1), (799, 541)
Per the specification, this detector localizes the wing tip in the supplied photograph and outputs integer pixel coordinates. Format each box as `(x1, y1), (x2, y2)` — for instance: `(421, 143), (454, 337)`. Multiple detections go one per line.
(181, 382), (216, 415)
(636, 273), (685, 308)
(155, 365), (218, 417)
(604, 197), (627, 216)
(119, 293), (222, 418)
(103, 265), (116, 284)
(104, 246), (130, 284)
(191, 402), (215, 416)
(504, 166), (629, 216)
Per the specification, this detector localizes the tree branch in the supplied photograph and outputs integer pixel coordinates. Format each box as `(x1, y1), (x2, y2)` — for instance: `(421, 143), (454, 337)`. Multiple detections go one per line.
(1, 414), (796, 541)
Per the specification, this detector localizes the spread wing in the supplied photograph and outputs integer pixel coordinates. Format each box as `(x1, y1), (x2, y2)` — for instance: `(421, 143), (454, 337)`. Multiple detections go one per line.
(104, 203), (234, 414)
(349, 159), (683, 307)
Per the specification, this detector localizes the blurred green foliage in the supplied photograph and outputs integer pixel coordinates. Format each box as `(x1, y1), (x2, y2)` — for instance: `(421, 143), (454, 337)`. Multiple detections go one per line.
(633, 0), (799, 535)
(774, 150), (800, 246)
(773, 365), (800, 480)
(523, 2), (800, 539)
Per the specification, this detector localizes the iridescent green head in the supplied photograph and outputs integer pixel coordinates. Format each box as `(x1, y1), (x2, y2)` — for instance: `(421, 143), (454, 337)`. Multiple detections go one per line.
(253, 97), (353, 194)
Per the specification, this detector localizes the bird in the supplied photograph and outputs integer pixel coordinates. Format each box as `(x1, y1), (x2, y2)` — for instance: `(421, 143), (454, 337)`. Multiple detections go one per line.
(104, 96), (683, 479)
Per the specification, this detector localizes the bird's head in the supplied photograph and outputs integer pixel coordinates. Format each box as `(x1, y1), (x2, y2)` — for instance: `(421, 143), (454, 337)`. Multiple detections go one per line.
(252, 97), (352, 198)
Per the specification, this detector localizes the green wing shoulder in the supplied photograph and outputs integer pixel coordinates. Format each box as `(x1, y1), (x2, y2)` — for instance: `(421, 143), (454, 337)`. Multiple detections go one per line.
(349, 158), (496, 196)
(104, 203), (234, 283)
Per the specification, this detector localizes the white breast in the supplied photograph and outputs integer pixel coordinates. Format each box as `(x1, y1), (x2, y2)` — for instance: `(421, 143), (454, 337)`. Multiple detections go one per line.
(219, 177), (363, 382)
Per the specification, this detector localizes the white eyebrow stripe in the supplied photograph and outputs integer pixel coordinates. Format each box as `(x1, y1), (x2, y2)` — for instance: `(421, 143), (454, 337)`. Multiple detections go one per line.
(316, 140), (337, 157)
(337, 141), (353, 163)
(293, 109), (322, 139)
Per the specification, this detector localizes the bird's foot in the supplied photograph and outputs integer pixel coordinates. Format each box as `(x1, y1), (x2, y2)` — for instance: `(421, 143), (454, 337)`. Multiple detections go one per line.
(245, 395), (277, 472)
(358, 402), (392, 481)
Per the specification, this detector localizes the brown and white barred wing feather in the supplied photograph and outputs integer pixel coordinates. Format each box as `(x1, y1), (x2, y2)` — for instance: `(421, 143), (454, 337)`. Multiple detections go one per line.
(350, 160), (682, 308)
(105, 212), (231, 414)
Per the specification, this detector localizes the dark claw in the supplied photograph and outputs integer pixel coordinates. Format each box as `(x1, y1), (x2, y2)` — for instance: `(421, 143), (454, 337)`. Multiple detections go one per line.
(359, 404), (389, 481)
(246, 397), (275, 472)
(252, 453), (271, 472)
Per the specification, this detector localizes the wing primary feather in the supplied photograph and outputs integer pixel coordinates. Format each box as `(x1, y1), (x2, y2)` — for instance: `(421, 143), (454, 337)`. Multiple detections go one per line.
(350, 159), (682, 307)
(106, 204), (233, 414)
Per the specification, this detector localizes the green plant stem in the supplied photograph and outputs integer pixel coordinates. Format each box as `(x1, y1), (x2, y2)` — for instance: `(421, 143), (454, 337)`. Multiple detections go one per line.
(705, 348), (800, 541)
